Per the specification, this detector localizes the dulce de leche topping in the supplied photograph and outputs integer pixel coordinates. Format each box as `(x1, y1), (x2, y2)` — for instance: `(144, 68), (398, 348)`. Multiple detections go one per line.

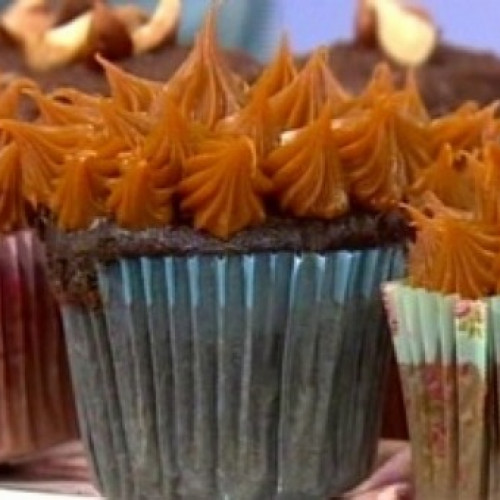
(0, 119), (91, 205)
(430, 101), (498, 155)
(410, 143), (479, 212)
(216, 84), (279, 159)
(475, 142), (500, 225)
(165, 8), (247, 128)
(264, 103), (348, 219)
(336, 93), (431, 210)
(178, 135), (272, 239)
(270, 47), (350, 130)
(107, 150), (176, 230)
(26, 88), (101, 126)
(2, 21), (500, 246)
(251, 35), (297, 98)
(97, 55), (162, 112)
(407, 206), (500, 299)
(52, 149), (119, 230)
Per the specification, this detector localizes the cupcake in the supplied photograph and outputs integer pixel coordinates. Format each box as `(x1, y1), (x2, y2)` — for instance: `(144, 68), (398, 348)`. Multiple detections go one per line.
(302, 0), (500, 116)
(383, 139), (500, 499)
(0, 0), (261, 117)
(0, 74), (77, 461)
(0, 9), (436, 498)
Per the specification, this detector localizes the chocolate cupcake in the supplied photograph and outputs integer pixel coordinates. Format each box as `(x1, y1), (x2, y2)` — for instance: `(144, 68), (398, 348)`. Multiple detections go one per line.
(383, 138), (500, 499)
(0, 11), (447, 498)
(302, 0), (500, 117)
(0, 0), (261, 120)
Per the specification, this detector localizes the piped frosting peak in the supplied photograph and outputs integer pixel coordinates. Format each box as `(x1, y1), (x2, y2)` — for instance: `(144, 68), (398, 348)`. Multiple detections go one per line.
(270, 47), (350, 130)
(165, 7), (247, 127)
(407, 205), (500, 299)
(179, 135), (272, 239)
(410, 143), (479, 211)
(251, 34), (297, 98)
(264, 103), (348, 218)
(336, 93), (431, 210)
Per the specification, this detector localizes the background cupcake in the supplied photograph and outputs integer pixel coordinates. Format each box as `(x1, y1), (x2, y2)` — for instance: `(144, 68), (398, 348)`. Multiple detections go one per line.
(383, 140), (500, 499)
(0, 75), (77, 461)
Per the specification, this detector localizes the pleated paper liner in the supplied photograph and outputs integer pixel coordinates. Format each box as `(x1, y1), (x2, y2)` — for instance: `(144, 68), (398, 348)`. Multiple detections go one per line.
(0, 230), (78, 462)
(60, 246), (403, 500)
(383, 282), (495, 500)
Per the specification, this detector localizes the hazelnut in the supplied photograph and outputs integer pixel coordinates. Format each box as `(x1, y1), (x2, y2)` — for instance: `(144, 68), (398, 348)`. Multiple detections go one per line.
(357, 0), (438, 67)
(131, 0), (180, 54)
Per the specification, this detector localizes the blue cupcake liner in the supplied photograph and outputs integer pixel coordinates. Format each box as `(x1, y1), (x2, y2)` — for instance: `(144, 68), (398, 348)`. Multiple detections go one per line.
(62, 246), (403, 499)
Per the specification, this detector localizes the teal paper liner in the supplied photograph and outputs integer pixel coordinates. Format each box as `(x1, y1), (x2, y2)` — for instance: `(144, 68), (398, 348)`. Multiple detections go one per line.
(62, 247), (403, 499)
(0, 230), (77, 461)
(383, 283), (494, 500)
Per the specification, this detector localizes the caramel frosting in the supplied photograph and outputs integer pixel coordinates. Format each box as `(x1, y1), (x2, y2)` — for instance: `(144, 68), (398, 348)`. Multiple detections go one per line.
(264, 103), (348, 218)
(400, 71), (429, 123)
(475, 142), (500, 225)
(2, 27), (500, 246)
(251, 35), (297, 98)
(98, 55), (162, 112)
(178, 135), (272, 239)
(0, 141), (27, 231)
(107, 149), (175, 230)
(216, 83), (279, 159)
(430, 101), (498, 154)
(0, 77), (37, 119)
(0, 119), (91, 205)
(407, 206), (500, 299)
(336, 94), (431, 210)
(270, 47), (350, 130)
(51, 149), (118, 230)
(98, 98), (152, 148)
(357, 63), (395, 105)
(143, 93), (200, 175)
(165, 8), (247, 128)
(410, 143), (479, 211)
(26, 88), (101, 126)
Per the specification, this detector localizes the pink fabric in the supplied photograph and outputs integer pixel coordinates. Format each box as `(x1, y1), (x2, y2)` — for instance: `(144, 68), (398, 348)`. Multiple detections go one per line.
(0, 440), (413, 498)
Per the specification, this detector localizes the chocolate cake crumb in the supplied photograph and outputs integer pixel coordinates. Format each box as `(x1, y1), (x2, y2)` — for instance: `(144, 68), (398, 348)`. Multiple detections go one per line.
(44, 211), (410, 306)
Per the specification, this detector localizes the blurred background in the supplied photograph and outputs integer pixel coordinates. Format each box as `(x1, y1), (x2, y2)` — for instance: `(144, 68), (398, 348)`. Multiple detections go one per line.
(176, 0), (500, 61)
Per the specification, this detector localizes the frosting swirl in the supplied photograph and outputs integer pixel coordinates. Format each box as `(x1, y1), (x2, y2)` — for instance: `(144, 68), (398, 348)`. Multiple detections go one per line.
(27, 88), (101, 126)
(410, 143), (479, 211)
(165, 8), (247, 128)
(251, 34), (297, 97)
(98, 98), (152, 148)
(107, 150), (175, 230)
(336, 94), (431, 210)
(430, 101), (498, 154)
(98, 55), (163, 112)
(143, 93), (199, 175)
(270, 47), (350, 130)
(216, 84), (279, 159)
(475, 142), (500, 225)
(178, 135), (272, 239)
(407, 206), (500, 299)
(0, 78), (37, 120)
(0, 120), (92, 205)
(399, 71), (429, 123)
(51, 150), (119, 230)
(264, 103), (348, 218)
